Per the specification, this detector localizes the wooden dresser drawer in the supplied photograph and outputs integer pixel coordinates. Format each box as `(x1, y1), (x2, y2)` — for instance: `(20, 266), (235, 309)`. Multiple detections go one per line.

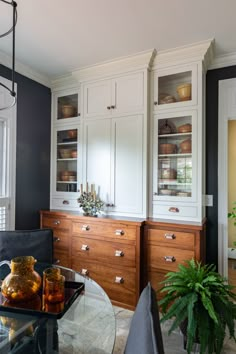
(42, 216), (71, 231)
(148, 228), (195, 250)
(54, 250), (70, 268)
(72, 258), (136, 307)
(53, 229), (70, 250)
(148, 245), (194, 272)
(71, 237), (135, 267)
(72, 221), (137, 243)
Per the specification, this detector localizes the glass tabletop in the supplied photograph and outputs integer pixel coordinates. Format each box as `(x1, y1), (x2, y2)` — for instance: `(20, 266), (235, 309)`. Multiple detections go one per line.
(0, 263), (116, 354)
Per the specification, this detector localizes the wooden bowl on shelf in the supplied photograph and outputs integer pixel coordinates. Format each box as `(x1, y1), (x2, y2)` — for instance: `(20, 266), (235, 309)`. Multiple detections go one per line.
(71, 150), (77, 158)
(159, 143), (177, 154)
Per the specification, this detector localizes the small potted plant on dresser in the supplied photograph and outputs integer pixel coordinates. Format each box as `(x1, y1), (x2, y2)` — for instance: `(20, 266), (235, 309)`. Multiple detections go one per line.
(78, 183), (104, 217)
(158, 259), (236, 354)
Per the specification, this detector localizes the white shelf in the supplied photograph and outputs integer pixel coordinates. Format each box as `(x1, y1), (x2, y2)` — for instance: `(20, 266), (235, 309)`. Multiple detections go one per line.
(158, 132), (192, 138)
(57, 181), (77, 184)
(158, 153), (192, 157)
(57, 158), (77, 161)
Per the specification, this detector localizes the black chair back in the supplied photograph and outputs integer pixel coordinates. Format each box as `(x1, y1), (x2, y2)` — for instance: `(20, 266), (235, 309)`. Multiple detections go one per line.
(0, 229), (53, 263)
(125, 282), (164, 354)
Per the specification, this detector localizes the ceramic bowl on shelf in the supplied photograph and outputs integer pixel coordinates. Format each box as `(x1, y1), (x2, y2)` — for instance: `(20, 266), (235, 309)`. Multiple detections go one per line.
(62, 105), (75, 118)
(162, 168), (177, 179)
(159, 143), (177, 154)
(159, 189), (176, 196)
(67, 130), (77, 139)
(159, 93), (176, 104)
(71, 150), (77, 158)
(176, 83), (191, 101)
(59, 149), (71, 159)
(177, 123), (192, 133)
(180, 138), (192, 153)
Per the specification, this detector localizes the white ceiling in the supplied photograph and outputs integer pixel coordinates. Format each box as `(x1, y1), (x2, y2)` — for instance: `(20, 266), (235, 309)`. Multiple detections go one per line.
(0, 0), (236, 80)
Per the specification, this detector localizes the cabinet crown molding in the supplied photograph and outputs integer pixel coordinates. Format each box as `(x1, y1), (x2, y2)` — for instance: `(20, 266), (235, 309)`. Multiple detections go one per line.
(153, 39), (215, 71)
(72, 49), (156, 82)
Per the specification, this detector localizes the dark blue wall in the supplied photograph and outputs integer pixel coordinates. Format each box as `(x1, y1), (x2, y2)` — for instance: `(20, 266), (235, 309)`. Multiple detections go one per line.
(0, 65), (51, 229)
(206, 65), (236, 265)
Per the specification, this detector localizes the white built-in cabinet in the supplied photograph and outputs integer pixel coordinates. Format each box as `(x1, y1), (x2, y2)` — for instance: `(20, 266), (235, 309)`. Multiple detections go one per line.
(50, 88), (81, 210)
(50, 42), (213, 221)
(150, 60), (207, 222)
(83, 72), (144, 118)
(81, 70), (147, 217)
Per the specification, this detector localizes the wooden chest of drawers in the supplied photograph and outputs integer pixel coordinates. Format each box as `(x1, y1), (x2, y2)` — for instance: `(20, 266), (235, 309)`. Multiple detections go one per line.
(143, 219), (206, 299)
(40, 210), (144, 310)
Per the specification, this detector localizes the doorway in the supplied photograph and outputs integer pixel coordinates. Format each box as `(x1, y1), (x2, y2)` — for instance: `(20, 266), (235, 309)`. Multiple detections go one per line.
(218, 78), (236, 286)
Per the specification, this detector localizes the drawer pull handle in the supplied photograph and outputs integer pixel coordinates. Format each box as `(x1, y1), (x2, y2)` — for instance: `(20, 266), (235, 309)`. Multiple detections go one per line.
(154, 101), (158, 105)
(115, 229), (124, 236)
(115, 250), (124, 257)
(53, 237), (60, 242)
(164, 256), (176, 263)
(81, 244), (89, 251)
(168, 207), (179, 213)
(82, 224), (90, 231)
(54, 259), (60, 264)
(115, 276), (124, 284)
(164, 233), (176, 240)
(53, 220), (60, 225)
(63, 200), (69, 205)
(81, 268), (89, 276)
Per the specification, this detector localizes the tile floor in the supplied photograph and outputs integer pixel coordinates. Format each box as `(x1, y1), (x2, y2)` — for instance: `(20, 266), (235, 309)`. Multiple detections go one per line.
(113, 306), (236, 354)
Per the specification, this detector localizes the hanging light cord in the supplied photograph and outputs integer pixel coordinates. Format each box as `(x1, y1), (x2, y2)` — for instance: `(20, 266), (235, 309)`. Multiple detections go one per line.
(0, 0), (17, 111)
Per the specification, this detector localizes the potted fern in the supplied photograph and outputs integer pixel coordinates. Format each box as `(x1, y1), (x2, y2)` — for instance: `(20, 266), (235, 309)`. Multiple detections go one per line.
(159, 259), (236, 354)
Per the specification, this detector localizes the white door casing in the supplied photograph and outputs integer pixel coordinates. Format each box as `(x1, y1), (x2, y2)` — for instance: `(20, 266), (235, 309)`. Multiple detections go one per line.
(0, 76), (17, 230)
(218, 78), (236, 277)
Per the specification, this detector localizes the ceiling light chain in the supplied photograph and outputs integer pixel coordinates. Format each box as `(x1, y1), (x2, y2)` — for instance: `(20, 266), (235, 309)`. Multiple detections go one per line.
(0, 0), (17, 111)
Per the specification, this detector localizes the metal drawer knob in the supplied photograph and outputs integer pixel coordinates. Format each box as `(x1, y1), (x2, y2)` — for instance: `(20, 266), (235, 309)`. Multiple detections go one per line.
(115, 229), (124, 236)
(168, 207), (179, 213)
(63, 200), (69, 205)
(81, 244), (89, 251)
(53, 237), (60, 242)
(164, 233), (176, 240)
(54, 259), (60, 264)
(53, 220), (60, 225)
(115, 250), (124, 257)
(115, 276), (124, 284)
(82, 224), (90, 231)
(81, 268), (89, 276)
(164, 256), (176, 263)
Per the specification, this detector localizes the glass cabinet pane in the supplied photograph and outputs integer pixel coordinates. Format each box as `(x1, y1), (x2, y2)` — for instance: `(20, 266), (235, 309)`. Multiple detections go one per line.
(57, 94), (78, 120)
(157, 115), (192, 198)
(56, 128), (78, 192)
(158, 71), (192, 105)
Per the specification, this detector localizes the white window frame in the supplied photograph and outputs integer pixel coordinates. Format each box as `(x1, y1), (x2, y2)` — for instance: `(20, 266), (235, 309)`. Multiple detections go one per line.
(0, 76), (17, 230)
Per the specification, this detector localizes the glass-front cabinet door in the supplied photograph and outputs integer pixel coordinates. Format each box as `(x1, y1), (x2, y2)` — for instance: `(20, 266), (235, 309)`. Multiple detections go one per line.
(153, 110), (197, 202)
(53, 125), (79, 196)
(54, 90), (80, 123)
(153, 64), (197, 111)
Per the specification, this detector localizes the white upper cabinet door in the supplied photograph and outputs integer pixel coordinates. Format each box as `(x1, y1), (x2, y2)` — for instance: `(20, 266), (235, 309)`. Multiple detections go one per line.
(83, 80), (112, 119)
(111, 72), (144, 115)
(83, 119), (111, 205)
(110, 115), (143, 215)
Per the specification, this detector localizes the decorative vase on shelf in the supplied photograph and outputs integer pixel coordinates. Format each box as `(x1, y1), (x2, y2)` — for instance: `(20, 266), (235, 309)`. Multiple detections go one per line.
(0, 256), (42, 302)
(78, 183), (104, 217)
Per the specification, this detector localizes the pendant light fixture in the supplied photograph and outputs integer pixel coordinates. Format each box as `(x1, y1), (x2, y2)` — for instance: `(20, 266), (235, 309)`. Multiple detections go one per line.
(0, 0), (17, 111)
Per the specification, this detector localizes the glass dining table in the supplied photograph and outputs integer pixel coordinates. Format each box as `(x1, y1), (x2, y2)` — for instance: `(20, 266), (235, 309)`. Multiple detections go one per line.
(0, 263), (116, 354)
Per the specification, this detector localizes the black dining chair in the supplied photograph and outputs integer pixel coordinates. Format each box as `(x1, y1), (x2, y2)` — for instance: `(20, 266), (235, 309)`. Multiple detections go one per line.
(124, 282), (165, 354)
(0, 229), (54, 263)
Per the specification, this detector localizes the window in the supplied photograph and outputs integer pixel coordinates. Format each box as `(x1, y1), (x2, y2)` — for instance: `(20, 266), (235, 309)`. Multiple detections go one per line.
(0, 76), (16, 230)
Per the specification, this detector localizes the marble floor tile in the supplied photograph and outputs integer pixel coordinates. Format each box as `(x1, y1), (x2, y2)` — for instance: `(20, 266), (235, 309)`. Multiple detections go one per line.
(113, 306), (236, 354)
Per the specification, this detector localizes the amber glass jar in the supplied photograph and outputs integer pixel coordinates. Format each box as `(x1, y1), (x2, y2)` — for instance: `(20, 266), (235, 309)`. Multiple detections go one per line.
(1, 256), (42, 302)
